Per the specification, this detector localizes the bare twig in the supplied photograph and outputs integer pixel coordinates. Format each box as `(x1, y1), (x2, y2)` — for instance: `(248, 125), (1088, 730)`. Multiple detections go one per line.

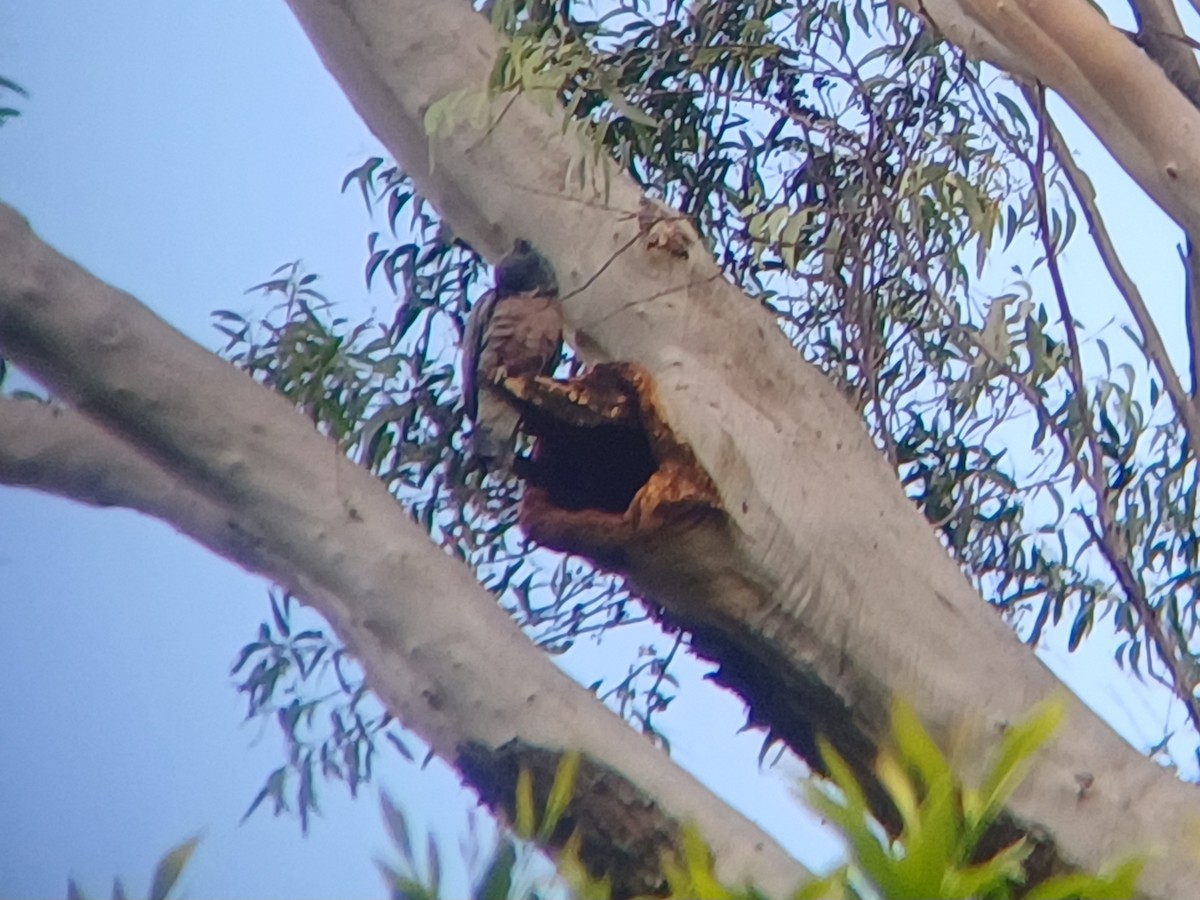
(1183, 238), (1200, 400)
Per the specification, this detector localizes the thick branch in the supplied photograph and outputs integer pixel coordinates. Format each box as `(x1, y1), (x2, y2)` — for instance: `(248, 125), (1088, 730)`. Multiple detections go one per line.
(0, 397), (295, 572)
(1130, 0), (1200, 110)
(1122, 0), (1200, 407)
(0, 205), (807, 898)
(899, 0), (1200, 238)
(281, 0), (1200, 895)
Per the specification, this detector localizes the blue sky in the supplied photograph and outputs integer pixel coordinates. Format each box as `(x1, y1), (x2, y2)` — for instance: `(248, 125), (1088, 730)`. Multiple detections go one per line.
(1, 1), (1195, 897)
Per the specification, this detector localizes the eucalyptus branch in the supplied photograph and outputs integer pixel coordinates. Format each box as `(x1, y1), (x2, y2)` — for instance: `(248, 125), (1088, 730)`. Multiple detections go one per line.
(1030, 84), (1200, 733)
(0, 395), (290, 574)
(1027, 85), (1200, 453)
(1032, 90), (1107, 492)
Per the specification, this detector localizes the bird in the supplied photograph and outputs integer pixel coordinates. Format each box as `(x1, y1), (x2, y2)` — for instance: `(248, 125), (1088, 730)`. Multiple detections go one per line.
(461, 239), (563, 466)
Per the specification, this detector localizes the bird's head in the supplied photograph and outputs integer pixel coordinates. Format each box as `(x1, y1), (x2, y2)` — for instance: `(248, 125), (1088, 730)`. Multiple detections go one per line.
(495, 238), (559, 296)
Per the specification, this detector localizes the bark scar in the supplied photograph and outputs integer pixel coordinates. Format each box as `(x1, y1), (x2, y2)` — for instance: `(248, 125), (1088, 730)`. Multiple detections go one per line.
(638, 197), (695, 259)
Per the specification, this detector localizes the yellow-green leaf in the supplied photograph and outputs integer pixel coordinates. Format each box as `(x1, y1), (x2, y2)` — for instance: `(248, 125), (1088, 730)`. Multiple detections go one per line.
(514, 767), (536, 838)
(539, 751), (580, 840)
(148, 836), (200, 900)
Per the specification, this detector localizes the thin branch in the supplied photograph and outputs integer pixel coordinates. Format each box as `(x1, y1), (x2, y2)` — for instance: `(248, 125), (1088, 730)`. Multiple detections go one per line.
(1030, 84), (1200, 734)
(1031, 87), (1100, 486)
(1183, 238), (1200, 399)
(1030, 87), (1200, 449)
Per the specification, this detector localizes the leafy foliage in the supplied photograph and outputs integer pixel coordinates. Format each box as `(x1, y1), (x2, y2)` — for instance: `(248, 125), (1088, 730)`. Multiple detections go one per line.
(231, 588), (404, 832)
(375, 752), (604, 900)
(799, 698), (1146, 899)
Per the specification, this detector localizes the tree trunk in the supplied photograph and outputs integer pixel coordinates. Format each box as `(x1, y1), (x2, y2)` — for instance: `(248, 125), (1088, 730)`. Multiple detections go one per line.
(279, 0), (1200, 896)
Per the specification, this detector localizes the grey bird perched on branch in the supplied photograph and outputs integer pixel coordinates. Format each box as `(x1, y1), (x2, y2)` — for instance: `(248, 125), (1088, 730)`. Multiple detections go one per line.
(461, 239), (564, 467)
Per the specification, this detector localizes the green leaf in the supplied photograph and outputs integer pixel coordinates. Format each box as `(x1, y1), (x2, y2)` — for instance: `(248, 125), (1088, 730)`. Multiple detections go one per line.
(475, 839), (516, 900)
(792, 870), (851, 899)
(376, 861), (434, 900)
(605, 90), (658, 127)
(381, 793), (416, 867)
(1025, 857), (1145, 900)
(0, 76), (29, 96)
(539, 751), (580, 839)
(425, 831), (441, 899)
(890, 699), (952, 792)
(973, 697), (1064, 826)
(147, 836), (199, 900)
(945, 837), (1029, 897)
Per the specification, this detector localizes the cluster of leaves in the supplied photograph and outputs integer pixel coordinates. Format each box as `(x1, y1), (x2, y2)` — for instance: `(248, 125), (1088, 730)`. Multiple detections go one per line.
(801, 698), (1141, 900)
(231, 588), (407, 833)
(377, 753), (588, 900)
(474, 0), (1200, 738)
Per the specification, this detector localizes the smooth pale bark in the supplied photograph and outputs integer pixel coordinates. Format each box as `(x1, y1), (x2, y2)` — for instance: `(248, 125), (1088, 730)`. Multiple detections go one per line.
(0, 205), (807, 896)
(896, 0), (1200, 238)
(0, 397), (290, 573)
(281, 0), (1200, 896)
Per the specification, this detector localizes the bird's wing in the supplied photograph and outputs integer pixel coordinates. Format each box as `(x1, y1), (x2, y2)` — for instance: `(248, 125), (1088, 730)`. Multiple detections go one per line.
(539, 296), (564, 378)
(461, 288), (498, 421)
(481, 290), (564, 378)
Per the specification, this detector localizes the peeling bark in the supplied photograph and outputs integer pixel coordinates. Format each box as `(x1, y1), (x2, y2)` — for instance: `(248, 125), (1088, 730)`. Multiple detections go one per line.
(458, 742), (683, 898)
(506, 362), (720, 561)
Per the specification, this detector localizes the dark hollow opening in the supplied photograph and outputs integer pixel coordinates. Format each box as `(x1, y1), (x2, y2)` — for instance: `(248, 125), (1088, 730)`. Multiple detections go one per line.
(519, 409), (658, 515)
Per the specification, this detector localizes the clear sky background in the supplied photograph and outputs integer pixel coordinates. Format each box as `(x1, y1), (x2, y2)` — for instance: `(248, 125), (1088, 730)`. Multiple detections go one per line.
(1, 1), (1195, 898)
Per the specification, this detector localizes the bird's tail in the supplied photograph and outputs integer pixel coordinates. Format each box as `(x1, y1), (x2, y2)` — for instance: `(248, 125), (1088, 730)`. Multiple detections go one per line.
(470, 402), (521, 468)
